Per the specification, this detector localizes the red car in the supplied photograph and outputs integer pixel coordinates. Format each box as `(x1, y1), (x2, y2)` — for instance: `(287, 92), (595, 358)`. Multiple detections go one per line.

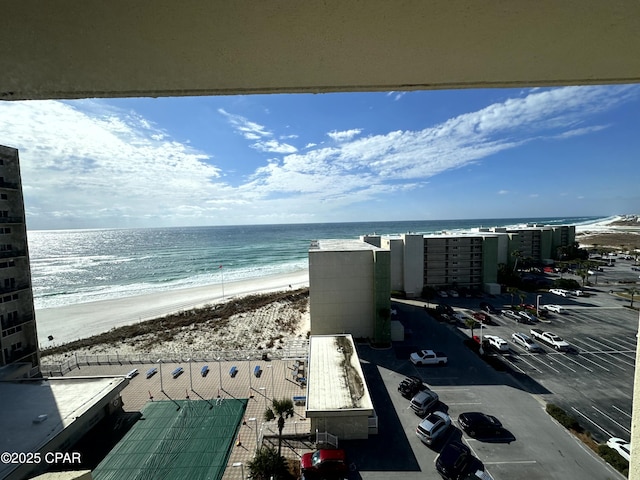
(300, 449), (348, 477)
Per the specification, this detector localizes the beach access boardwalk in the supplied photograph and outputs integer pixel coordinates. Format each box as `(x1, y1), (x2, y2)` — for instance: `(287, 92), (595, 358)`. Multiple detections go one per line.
(57, 355), (312, 480)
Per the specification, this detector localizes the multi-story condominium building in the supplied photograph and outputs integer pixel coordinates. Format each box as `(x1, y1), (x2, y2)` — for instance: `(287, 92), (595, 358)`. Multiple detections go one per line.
(309, 239), (391, 343)
(479, 224), (576, 268)
(0, 145), (39, 376)
(358, 224), (576, 298)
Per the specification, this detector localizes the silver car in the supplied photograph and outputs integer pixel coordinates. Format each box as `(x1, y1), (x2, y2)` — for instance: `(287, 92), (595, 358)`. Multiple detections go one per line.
(416, 411), (451, 446)
(511, 332), (543, 352)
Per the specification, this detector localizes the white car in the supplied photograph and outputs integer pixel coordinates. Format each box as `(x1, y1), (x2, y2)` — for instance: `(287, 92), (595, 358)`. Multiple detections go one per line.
(448, 290), (459, 298)
(438, 290), (448, 298)
(541, 304), (564, 314)
(511, 332), (543, 352)
(607, 437), (631, 461)
(484, 335), (509, 353)
(549, 288), (569, 297)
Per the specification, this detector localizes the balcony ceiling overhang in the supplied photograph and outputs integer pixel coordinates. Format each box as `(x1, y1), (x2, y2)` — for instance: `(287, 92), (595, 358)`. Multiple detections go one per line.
(1, 0), (640, 100)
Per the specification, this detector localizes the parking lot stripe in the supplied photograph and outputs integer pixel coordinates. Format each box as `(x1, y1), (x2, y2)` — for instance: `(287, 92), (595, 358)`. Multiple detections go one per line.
(559, 353), (595, 372)
(571, 407), (614, 438)
(571, 352), (610, 372)
(503, 353), (542, 373)
(591, 405), (631, 435)
(612, 404), (632, 419)
(484, 460), (538, 465)
(528, 354), (562, 374)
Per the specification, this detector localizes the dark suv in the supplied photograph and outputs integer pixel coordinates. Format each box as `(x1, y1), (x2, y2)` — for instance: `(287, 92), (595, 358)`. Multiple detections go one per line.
(436, 441), (477, 480)
(479, 302), (500, 314)
(398, 375), (426, 398)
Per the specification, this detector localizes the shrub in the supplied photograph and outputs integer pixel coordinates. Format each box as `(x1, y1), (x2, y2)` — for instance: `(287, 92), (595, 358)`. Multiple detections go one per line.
(597, 445), (629, 476)
(552, 278), (580, 290)
(545, 403), (582, 432)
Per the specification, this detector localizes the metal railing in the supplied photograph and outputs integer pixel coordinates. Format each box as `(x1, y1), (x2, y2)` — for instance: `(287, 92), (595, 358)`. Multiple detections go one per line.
(40, 341), (309, 377)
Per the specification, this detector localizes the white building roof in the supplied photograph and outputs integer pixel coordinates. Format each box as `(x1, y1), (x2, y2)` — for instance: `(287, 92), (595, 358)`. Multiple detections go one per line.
(0, 376), (127, 479)
(310, 239), (385, 251)
(306, 334), (374, 417)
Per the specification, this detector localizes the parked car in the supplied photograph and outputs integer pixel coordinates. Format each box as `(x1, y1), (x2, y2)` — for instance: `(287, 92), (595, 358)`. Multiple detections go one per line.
(300, 449), (349, 476)
(549, 288), (569, 297)
(502, 310), (521, 322)
(484, 335), (509, 353)
(435, 441), (474, 480)
(517, 310), (536, 324)
(479, 302), (501, 314)
(540, 304), (564, 314)
(448, 289), (459, 298)
(416, 411), (451, 446)
(398, 375), (427, 398)
(410, 389), (440, 416)
(438, 290), (449, 298)
(410, 350), (448, 366)
(606, 437), (631, 462)
(458, 412), (503, 437)
(511, 332), (543, 352)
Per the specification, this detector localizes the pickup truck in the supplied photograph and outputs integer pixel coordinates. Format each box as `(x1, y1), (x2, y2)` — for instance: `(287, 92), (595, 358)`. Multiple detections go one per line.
(530, 328), (570, 351)
(410, 349), (448, 366)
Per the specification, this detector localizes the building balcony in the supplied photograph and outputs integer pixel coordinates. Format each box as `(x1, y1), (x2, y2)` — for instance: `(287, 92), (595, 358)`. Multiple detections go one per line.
(5, 344), (37, 364)
(0, 282), (32, 295)
(1, 313), (34, 331)
(0, 249), (27, 259)
(0, 216), (23, 224)
(0, 181), (19, 190)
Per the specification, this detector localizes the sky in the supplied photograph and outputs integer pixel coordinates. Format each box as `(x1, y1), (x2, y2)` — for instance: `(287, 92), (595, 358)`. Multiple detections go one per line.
(1, 85), (639, 230)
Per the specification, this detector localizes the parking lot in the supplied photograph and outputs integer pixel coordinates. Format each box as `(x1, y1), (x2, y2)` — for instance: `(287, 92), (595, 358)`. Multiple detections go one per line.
(347, 262), (637, 480)
(352, 304), (624, 480)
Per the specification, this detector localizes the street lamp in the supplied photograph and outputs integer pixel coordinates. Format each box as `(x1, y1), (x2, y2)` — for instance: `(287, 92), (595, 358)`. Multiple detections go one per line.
(187, 357), (193, 392)
(157, 359), (164, 393)
(478, 324), (484, 356)
(259, 387), (267, 408)
(247, 356), (253, 394)
(217, 356), (222, 394)
(536, 294), (542, 318)
(232, 462), (245, 480)
(266, 364), (274, 397)
(248, 417), (259, 451)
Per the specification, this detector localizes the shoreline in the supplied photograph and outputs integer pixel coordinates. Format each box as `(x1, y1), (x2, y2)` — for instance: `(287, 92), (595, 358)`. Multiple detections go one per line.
(36, 268), (309, 347)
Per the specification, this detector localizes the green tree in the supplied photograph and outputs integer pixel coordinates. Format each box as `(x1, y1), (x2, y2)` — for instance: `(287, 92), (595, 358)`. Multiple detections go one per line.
(247, 446), (293, 480)
(511, 249), (523, 272)
(264, 398), (295, 456)
(464, 317), (477, 337)
(507, 286), (520, 307)
(623, 287), (638, 308)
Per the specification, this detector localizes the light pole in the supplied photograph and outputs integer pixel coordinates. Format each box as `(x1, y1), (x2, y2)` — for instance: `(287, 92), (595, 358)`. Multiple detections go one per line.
(232, 462), (245, 480)
(248, 356), (252, 395)
(187, 357), (193, 392)
(259, 387), (267, 408)
(248, 417), (259, 451)
(266, 364), (274, 397)
(219, 265), (225, 301)
(157, 359), (164, 393)
(536, 294), (542, 319)
(478, 324), (484, 356)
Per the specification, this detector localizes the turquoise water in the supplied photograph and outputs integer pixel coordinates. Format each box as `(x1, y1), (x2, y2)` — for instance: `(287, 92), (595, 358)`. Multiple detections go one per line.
(28, 216), (606, 309)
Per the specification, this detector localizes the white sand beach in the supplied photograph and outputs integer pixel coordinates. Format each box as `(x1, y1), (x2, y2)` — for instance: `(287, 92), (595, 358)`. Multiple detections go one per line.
(36, 269), (309, 347)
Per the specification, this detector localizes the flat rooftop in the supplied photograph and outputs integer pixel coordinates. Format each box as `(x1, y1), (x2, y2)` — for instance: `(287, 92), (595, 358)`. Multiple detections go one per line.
(310, 239), (385, 251)
(306, 335), (374, 416)
(0, 376), (127, 480)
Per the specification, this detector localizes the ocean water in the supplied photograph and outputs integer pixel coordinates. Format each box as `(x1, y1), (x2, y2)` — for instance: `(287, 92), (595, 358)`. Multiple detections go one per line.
(28, 216), (608, 310)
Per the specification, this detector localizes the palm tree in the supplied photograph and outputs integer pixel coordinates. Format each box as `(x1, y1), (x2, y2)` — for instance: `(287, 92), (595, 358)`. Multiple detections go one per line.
(511, 249), (523, 272)
(264, 398), (295, 456)
(623, 287), (638, 309)
(464, 317), (477, 337)
(247, 446), (293, 480)
(507, 286), (519, 307)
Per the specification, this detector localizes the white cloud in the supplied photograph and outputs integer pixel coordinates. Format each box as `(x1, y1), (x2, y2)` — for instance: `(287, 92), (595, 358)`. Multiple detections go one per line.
(327, 129), (363, 142)
(2, 84), (637, 228)
(251, 139), (298, 154)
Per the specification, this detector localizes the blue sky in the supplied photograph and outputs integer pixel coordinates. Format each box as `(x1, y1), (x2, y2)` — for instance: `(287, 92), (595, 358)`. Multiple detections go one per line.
(1, 85), (639, 230)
